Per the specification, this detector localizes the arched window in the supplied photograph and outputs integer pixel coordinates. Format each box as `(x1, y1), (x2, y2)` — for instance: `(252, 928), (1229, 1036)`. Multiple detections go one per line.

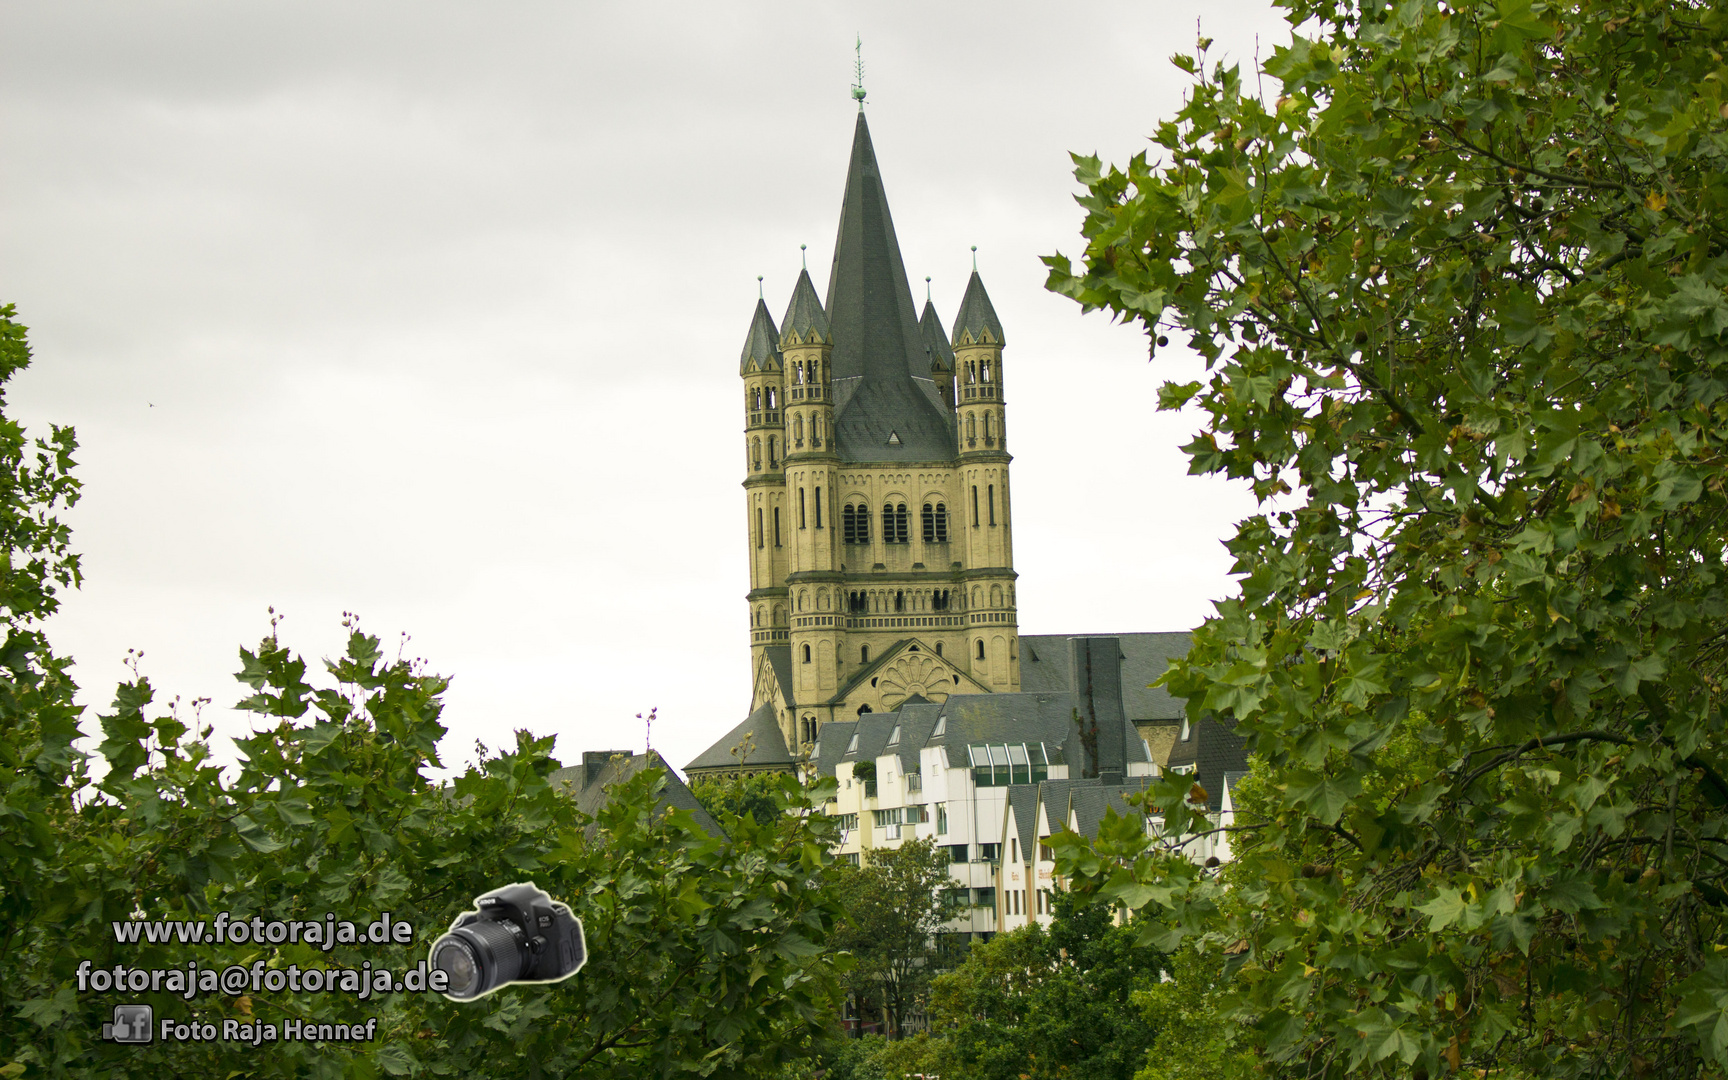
(767, 388), (777, 408)
(793, 415), (804, 445)
(984, 413), (993, 441)
(988, 484), (996, 525)
(857, 704), (872, 716)
(935, 642), (944, 657)
(855, 504), (870, 543)
(773, 506), (782, 546)
(976, 639), (986, 660)
(753, 388), (762, 409)
(796, 361), (806, 385)
(893, 504), (908, 543)
(971, 486), (979, 526)
(982, 359), (992, 382)
(799, 488), (807, 529)
(860, 644), (870, 663)
(798, 590), (806, 612)
(802, 644), (812, 663)
(752, 437), (762, 470)
(842, 504), (857, 544)
(966, 361), (976, 384)
(813, 415), (822, 447)
(965, 415), (976, 442)
(768, 437), (777, 469)
(756, 507), (764, 549)
(894, 590), (905, 613)
(922, 503), (936, 543)
(935, 503), (949, 542)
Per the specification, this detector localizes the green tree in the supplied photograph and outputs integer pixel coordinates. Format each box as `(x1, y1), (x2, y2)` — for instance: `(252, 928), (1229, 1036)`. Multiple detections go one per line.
(923, 890), (1166, 1080)
(690, 768), (785, 829)
(1043, 0), (1728, 1076)
(829, 838), (954, 1040)
(0, 307), (850, 1078)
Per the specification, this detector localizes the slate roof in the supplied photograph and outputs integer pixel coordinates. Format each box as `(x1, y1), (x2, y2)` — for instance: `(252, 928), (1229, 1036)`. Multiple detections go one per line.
(1020, 632), (1192, 721)
(781, 269), (830, 346)
(920, 300), (956, 374)
(765, 646), (795, 708)
(1005, 784), (1040, 856)
(950, 270), (1005, 346)
(550, 750), (725, 839)
(1066, 777), (1156, 840)
(1164, 718), (1249, 811)
(823, 112), (956, 463)
(739, 299), (781, 375)
(683, 701), (795, 772)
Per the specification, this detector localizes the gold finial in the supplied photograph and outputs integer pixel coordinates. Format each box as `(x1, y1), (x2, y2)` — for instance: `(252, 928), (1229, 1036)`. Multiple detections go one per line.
(851, 36), (866, 108)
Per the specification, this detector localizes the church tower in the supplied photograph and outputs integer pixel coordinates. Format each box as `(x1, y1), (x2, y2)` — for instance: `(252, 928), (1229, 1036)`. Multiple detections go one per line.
(702, 108), (1021, 771)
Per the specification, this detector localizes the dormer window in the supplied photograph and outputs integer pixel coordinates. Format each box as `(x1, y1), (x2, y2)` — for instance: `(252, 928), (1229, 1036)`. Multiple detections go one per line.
(845, 733), (860, 754)
(932, 715), (946, 737)
(887, 725), (901, 747)
(1180, 717), (1191, 741)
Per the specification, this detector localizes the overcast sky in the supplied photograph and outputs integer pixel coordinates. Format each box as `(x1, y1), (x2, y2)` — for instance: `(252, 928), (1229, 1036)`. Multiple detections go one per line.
(0, 0), (1297, 779)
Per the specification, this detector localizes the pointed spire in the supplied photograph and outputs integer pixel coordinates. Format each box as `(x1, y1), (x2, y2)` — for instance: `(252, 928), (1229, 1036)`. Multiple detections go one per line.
(920, 298), (955, 374)
(781, 268), (831, 347)
(951, 270), (1005, 347)
(739, 299), (781, 375)
(824, 111), (955, 461)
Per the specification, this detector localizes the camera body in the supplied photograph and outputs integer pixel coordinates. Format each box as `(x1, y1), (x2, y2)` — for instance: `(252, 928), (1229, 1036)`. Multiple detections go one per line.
(429, 882), (585, 1001)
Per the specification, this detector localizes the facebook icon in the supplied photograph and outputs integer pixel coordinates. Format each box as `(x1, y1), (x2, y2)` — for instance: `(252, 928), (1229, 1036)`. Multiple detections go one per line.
(102, 1005), (153, 1044)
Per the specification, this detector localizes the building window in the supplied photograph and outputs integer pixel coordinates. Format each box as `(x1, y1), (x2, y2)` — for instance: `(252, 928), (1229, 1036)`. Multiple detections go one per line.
(935, 642), (943, 657)
(882, 503), (908, 544)
(815, 487), (823, 528)
(756, 508), (764, 549)
(793, 415), (804, 445)
(799, 488), (807, 529)
(887, 725), (901, 747)
(753, 388), (762, 409)
(767, 388), (777, 408)
(860, 644), (869, 663)
(773, 507), (782, 547)
(857, 703), (872, 716)
(932, 589), (950, 611)
(768, 436), (777, 469)
(976, 639), (986, 660)
(988, 484), (996, 525)
(802, 644), (812, 663)
(978, 846), (1000, 864)
(971, 486), (979, 526)
(752, 437), (761, 470)
(894, 590), (904, 613)
(982, 359), (993, 382)
(935, 503), (949, 542)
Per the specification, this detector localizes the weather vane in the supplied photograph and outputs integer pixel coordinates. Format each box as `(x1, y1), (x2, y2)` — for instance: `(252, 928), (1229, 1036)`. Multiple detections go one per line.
(851, 36), (866, 108)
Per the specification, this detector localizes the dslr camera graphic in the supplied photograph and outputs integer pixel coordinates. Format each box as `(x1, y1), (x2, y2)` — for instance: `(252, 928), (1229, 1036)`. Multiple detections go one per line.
(429, 882), (586, 1001)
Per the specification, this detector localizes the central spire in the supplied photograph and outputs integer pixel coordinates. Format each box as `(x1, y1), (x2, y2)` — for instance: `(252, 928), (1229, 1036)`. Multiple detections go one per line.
(823, 112), (955, 462)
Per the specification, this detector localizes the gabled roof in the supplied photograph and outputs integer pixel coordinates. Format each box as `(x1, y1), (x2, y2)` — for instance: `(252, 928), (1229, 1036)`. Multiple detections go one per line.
(1004, 784), (1041, 858)
(781, 268), (831, 346)
(1020, 631), (1193, 721)
(1067, 777), (1156, 841)
(823, 112), (955, 463)
(739, 298), (781, 375)
(683, 701), (794, 773)
(551, 749), (724, 839)
(920, 300), (956, 374)
(765, 645), (795, 708)
(950, 270), (1005, 346)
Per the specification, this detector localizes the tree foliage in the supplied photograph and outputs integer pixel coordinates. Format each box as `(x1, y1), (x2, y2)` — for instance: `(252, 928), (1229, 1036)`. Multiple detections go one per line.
(923, 890), (1167, 1080)
(690, 769), (785, 829)
(1044, 0), (1728, 1076)
(828, 838), (954, 1040)
(0, 308), (848, 1079)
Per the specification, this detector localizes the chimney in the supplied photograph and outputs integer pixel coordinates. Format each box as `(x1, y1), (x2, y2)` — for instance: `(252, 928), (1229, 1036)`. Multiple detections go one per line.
(583, 750), (633, 789)
(1072, 638), (1127, 785)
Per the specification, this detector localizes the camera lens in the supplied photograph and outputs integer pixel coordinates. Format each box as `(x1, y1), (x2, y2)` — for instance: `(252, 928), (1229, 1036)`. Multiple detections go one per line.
(431, 939), (479, 998)
(430, 919), (523, 1000)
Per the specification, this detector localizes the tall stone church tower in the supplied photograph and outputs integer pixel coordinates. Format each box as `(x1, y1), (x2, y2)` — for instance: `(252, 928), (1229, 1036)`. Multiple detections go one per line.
(694, 110), (1020, 773)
